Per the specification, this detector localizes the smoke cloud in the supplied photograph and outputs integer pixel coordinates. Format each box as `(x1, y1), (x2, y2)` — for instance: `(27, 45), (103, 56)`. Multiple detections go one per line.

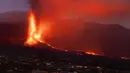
(30, 0), (130, 55)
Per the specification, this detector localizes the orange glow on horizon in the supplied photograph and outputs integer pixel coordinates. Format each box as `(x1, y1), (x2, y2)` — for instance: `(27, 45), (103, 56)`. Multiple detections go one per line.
(85, 52), (99, 56)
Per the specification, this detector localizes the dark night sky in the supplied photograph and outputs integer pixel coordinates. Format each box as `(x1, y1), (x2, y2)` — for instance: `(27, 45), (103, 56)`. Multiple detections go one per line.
(0, 0), (130, 28)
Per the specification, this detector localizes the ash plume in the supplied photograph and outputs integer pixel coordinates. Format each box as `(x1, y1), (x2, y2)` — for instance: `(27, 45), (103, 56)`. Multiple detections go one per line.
(29, 0), (130, 55)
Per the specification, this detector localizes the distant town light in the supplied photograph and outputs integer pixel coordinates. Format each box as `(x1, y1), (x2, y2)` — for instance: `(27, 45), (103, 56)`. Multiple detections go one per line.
(65, 49), (68, 52)
(84, 66), (88, 68)
(121, 57), (129, 60)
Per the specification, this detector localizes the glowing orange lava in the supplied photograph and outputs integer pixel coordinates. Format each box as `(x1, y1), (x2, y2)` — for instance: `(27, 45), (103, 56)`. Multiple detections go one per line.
(85, 52), (99, 56)
(24, 10), (50, 46)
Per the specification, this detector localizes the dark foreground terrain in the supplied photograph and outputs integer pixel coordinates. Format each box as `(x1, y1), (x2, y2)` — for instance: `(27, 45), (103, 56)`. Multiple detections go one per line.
(0, 42), (130, 73)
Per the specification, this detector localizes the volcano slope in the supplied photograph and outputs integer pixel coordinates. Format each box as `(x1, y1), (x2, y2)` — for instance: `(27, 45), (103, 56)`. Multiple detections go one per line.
(0, 21), (130, 57)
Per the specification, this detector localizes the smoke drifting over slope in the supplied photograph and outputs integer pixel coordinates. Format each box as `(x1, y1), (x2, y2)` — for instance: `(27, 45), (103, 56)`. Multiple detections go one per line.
(29, 0), (130, 55)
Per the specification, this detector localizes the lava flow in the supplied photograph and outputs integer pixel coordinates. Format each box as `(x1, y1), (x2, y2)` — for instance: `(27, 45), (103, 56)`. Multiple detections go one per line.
(85, 52), (99, 56)
(24, 10), (51, 46)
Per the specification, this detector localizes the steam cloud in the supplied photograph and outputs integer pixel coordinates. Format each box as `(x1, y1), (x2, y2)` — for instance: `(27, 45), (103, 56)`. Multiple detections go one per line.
(30, 0), (130, 55)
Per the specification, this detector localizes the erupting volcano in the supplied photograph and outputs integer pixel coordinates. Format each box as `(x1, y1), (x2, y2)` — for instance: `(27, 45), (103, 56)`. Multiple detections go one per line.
(23, 0), (106, 55)
(24, 10), (51, 47)
(23, 9), (101, 55)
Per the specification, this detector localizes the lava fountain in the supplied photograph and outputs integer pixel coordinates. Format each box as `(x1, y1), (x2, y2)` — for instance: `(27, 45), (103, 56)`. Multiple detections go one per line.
(24, 10), (51, 46)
